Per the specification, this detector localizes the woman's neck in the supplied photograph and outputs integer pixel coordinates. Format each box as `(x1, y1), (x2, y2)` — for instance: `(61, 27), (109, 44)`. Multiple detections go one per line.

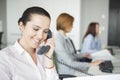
(19, 38), (35, 55)
(59, 30), (66, 35)
(19, 38), (37, 65)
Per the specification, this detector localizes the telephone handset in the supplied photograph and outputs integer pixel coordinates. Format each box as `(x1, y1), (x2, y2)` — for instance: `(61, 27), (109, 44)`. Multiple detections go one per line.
(37, 30), (52, 55)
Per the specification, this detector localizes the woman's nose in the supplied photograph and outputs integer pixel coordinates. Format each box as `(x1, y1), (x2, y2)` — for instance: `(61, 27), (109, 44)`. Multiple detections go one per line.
(37, 31), (44, 39)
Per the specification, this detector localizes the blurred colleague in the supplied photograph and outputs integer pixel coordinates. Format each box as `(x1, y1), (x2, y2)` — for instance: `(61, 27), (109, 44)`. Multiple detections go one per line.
(54, 13), (102, 76)
(0, 6), (59, 80)
(81, 22), (101, 54)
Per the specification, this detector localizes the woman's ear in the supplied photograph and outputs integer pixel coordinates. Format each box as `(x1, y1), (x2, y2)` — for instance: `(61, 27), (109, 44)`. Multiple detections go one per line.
(19, 22), (24, 32)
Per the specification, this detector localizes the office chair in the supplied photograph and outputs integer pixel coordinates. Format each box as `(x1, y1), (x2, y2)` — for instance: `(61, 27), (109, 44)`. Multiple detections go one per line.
(53, 53), (76, 80)
(0, 32), (3, 50)
(59, 74), (76, 80)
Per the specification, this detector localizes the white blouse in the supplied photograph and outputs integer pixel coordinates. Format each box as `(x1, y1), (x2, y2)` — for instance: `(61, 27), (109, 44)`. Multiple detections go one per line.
(0, 41), (59, 80)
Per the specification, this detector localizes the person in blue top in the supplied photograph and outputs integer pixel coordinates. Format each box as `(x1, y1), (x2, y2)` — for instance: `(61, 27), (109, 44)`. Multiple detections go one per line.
(81, 22), (101, 54)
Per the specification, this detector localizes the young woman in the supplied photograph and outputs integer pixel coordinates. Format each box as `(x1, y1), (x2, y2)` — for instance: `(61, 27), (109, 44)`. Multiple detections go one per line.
(81, 22), (101, 54)
(54, 13), (102, 76)
(0, 6), (59, 80)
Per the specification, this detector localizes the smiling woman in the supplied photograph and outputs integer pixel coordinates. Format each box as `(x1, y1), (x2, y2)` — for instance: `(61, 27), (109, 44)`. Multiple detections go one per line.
(0, 6), (59, 80)
(19, 14), (50, 49)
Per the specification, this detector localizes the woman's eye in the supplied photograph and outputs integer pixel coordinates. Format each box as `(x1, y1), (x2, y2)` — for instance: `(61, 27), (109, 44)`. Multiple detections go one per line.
(33, 28), (39, 31)
(44, 31), (48, 34)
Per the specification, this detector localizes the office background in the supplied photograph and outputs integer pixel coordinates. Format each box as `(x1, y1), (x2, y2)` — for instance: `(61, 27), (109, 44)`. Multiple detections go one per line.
(0, 0), (110, 50)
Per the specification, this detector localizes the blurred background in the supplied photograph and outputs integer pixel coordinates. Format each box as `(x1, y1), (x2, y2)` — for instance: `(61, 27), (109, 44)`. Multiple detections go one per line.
(0, 0), (119, 51)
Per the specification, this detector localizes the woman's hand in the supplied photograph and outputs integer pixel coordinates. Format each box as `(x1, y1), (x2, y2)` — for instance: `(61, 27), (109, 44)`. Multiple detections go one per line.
(45, 37), (55, 58)
(43, 37), (55, 69)
(83, 53), (91, 58)
(90, 60), (103, 66)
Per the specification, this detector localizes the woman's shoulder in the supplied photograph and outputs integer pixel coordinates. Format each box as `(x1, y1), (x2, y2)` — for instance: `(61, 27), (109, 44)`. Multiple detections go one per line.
(85, 34), (94, 39)
(0, 46), (15, 72)
(55, 31), (65, 42)
(87, 34), (93, 37)
(0, 46), (15, 60)
(0, 47), (10, 55)
(0, 47), (13, 64)
(54, 32), (61, 38)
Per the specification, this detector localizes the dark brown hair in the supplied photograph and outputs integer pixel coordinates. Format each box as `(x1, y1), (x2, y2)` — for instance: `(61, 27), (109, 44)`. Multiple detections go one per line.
(18, 6), (51, 25)
(83, 22), (99, 39)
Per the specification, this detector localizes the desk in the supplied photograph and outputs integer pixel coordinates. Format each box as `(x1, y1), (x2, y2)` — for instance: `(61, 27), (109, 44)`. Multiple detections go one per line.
(88, 49), (120, 75)
(63, 74), (120, 80)
(63, 49), (120, 80)
(88, 61), (120, 75)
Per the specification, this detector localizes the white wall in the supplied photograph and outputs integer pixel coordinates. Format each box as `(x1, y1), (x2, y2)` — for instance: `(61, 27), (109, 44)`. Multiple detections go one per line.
(6, 0), (109, 49)
(7, 0), (81, 49)
(81, 0), (109, 48)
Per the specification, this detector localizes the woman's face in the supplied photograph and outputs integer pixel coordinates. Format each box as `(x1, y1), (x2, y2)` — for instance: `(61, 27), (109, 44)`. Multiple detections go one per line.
(65, 26), (73, 33)
(19, 14), (50, 49)
(96, 24), (99, 35)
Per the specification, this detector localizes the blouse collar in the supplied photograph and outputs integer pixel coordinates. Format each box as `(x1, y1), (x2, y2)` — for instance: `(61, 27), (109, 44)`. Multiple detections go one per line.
(13, 39), (26, 55)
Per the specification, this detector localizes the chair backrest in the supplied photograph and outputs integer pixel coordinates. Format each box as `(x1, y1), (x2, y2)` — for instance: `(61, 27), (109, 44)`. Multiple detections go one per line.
(53, 52), (76, 80)
(0, 32), (3, 42)
(0, 32), (3, 49)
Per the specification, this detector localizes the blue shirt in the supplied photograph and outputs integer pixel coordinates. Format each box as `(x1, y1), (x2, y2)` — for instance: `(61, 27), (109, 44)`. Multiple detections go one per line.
(81, 34), (101, 54)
